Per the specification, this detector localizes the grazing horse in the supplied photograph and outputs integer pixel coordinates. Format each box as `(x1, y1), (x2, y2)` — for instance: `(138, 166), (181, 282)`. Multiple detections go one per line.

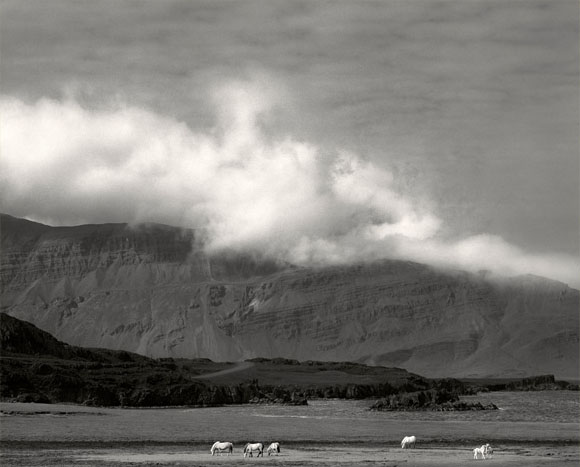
(473, 443), (491, 460)
(244, 442), (264, 457)
(267, 442), (281, 455)
(484, 444), (493, 458)
(401, 435), (416, 449)
(210, 441), (233, 456)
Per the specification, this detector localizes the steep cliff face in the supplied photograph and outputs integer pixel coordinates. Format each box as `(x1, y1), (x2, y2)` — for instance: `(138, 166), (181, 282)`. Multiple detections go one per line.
(1, 214), (578, 379)
(1, 215), (208, 294)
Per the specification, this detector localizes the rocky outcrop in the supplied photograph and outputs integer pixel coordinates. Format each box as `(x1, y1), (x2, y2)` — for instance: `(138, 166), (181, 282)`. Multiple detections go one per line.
(483, 374), (579, 391)
(1, 214), (578, 379)
(2, 313), (574, 409)
(0, 313), (429, 408)
(369, 390), (499, 411)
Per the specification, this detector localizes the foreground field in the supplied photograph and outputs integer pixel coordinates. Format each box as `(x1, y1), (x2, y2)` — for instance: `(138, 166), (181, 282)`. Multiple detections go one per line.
(1, 393), (578, 466)
(2, 442), (579, 466)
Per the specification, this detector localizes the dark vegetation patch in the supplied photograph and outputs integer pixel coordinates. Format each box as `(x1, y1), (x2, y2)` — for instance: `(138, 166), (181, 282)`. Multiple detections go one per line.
(1, 313), (576, 409)
(369, 389), (498, 411)
(461, 374), (579, 392)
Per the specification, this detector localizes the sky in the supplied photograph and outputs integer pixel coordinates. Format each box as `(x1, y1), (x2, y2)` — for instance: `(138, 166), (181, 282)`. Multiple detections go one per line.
(1, 0), (578, 286)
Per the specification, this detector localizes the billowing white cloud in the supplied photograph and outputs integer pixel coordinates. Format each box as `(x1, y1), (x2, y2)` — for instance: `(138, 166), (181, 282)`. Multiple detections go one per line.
(396, 234), (580, 288)
(1, 81), (578, 288)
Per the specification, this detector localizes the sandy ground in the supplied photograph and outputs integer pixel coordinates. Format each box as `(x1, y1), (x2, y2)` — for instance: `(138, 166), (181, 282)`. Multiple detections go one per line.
(2, 443), (579, 466)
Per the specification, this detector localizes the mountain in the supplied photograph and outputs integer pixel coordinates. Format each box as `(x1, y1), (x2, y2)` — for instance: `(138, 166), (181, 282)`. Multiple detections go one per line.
(1, 213), (578, 379)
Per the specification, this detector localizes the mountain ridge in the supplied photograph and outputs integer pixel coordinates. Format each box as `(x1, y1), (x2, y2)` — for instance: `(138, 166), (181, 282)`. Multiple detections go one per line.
(1, 214), (578, 379)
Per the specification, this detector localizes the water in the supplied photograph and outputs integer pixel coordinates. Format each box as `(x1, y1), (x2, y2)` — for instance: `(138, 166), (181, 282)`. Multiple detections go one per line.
(1, 391), (578, 444)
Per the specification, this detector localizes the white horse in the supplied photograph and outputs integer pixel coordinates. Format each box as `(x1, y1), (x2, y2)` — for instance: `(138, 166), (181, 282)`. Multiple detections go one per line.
(244, 442), (264, 458)
(401, 435), (416, 449)
(484, 444), (493, 458)
(485, 444), (493, 459)
(267, 442), (280, 455)
(210, 441), (233, 456)
(481, 443), (493, 459)
(473, 443), (492, 460)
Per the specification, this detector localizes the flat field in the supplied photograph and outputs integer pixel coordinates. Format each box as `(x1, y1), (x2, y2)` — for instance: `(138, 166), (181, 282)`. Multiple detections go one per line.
(1, 392), (578, 466)
(3, 443), (576, 467)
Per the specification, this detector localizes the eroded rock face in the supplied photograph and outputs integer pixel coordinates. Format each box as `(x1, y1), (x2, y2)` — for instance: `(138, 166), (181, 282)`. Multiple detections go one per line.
(1, 215), (206, 293)
(1, 214), (578, 379)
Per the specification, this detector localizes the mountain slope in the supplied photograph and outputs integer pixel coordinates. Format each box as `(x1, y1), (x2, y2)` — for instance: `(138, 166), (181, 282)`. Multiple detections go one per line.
(0, 312), (449, 407)
(1, 214), (578, 379)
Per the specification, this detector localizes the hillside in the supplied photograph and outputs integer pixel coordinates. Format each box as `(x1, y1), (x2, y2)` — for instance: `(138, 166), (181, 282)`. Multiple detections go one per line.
(1, 214), (578, 379)
(0, 312), (448, 406)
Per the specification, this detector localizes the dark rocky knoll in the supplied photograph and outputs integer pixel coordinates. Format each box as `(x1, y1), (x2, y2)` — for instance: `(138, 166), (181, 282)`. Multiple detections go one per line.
(0, 312), (462, 407)
(369, 389), (499, 412)
(1, 313), (574, 408)
(1, 214), (578, 379)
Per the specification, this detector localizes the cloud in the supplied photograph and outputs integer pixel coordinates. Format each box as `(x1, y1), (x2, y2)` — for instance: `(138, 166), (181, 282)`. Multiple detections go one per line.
(1, 80), (578, 288)
(396, 235), (579, 288)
